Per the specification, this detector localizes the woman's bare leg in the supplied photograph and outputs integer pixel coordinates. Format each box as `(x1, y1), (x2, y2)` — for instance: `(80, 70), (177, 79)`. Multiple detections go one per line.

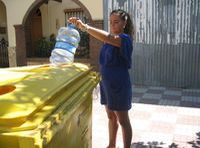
(115, 111), (132, 148)
(105, 106), (119, 148)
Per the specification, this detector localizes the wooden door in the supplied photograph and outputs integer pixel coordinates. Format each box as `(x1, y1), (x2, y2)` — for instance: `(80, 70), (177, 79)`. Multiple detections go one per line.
(31, 14), (42, 57)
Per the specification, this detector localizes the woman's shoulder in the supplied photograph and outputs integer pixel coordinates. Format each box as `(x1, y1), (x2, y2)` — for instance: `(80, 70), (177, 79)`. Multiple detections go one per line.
(119, 33), (133, 44)
(119, 33), (132, 41)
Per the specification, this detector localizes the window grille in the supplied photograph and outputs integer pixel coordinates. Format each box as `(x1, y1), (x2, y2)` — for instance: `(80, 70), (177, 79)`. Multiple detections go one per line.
(0, 38), (9, 67)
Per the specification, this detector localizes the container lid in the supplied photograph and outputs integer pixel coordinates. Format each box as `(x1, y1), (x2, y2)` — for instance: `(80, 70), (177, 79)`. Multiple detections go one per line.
(0, 63), (90, 128)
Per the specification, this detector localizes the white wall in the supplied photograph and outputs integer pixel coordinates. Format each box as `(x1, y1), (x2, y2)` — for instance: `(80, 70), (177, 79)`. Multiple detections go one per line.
(2, 0), (103, 46)
(2, 0), (35, 46)
(40, 0), (80, 38)
(80, 0), (103, 20)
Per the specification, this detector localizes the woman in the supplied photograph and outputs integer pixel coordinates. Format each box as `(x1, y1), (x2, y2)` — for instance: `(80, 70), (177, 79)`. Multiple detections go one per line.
(69, 9), (134, 148)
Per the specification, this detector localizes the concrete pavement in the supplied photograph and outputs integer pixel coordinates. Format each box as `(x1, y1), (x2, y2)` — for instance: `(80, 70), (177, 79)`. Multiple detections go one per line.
(92, 84), (200, 148)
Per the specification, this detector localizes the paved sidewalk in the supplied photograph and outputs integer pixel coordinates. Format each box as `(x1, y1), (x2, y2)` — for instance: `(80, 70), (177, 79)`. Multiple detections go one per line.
(92, 85), (200, 148)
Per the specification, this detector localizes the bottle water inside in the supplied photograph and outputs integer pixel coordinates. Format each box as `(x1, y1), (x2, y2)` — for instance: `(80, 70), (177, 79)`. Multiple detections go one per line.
(49, 23), (80, 66)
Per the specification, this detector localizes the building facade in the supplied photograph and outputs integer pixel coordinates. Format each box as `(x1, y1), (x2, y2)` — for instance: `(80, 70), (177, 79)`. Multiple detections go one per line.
(0, 0), (103, 70)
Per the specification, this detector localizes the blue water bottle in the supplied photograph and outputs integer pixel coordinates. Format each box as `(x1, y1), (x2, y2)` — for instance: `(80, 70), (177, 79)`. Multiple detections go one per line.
(50, 23), (80, 65)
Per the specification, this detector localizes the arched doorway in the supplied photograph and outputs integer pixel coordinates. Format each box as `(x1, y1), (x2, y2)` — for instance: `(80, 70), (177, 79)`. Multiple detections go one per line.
(0, 0), (9, 67)
(0, 1), (9, 67)
(17, 0), (92, 65)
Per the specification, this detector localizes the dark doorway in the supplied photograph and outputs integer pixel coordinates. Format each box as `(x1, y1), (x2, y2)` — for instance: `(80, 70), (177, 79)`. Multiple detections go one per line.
(30, 9), (43, 57)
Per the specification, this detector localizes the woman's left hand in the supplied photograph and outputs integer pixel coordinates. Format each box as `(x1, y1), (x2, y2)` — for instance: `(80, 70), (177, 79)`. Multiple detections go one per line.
(68, 17), (85, 30)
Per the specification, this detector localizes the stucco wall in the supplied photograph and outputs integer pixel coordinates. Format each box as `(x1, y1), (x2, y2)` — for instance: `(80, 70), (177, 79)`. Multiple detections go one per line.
(40, 1), (80, 38)
(2, 0), (35, 47)
(1, 0), (103, 47)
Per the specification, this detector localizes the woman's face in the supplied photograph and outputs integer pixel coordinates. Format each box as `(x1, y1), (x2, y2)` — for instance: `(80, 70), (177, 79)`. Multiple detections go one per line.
(110, 13), (126, 35)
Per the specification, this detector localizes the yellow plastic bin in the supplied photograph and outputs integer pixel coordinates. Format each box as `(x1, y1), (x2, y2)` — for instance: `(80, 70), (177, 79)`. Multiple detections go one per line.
(0, 63), (99, 148)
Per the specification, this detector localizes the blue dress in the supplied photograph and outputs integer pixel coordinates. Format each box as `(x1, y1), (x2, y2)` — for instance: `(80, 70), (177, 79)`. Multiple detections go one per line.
(99, 33), (133, 111)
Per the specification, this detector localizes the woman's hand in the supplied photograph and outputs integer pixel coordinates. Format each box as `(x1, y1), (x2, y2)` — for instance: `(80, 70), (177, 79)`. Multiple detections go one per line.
(68, 17), (121, 47)
(68, 17), (86, 31)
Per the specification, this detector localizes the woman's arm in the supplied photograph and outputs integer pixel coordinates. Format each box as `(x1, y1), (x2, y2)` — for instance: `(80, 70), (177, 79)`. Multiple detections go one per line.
(68, 17), (121, 47)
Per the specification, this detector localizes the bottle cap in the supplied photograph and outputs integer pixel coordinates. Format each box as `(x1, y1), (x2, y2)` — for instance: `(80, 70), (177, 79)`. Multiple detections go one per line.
(67, 23), (76, 28)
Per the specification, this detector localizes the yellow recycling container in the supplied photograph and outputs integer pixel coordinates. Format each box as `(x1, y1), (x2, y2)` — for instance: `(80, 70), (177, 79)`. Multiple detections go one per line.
(0, 63), (99, 148)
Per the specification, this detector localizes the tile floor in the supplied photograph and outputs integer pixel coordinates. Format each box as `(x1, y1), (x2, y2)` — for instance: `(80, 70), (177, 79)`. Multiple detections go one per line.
(92, 85), (200, 148)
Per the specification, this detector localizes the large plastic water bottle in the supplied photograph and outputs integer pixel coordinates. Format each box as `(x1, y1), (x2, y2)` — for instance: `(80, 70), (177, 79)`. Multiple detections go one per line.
(49, 23), (80, 65)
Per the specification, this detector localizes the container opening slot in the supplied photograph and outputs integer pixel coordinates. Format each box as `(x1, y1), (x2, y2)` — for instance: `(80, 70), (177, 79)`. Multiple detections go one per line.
(0, 85), (16, 95)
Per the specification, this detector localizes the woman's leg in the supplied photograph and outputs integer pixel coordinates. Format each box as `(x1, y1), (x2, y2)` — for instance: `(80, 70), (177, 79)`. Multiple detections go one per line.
(105, 106), (119, 148)
(115, 111), (132, 148)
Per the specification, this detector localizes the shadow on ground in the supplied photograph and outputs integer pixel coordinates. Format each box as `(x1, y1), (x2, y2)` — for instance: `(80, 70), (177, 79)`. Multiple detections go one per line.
(188, 132), (200, 148)
(130, 132), (200, 148)
(131, 142), (178, 148)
